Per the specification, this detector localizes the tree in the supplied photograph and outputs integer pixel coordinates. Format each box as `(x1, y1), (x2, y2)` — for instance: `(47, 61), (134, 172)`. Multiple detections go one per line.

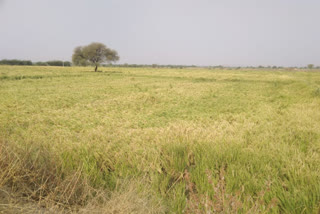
(307, 64), (314, 69)
(72, 42), (119, 71)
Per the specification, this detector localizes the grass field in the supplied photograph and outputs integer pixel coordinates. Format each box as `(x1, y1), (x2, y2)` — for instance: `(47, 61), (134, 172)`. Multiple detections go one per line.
(0, 65), (320, 213)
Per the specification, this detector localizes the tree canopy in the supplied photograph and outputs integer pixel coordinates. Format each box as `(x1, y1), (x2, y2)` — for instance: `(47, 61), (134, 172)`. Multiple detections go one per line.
(72, 42), (119, 71)
(308, 64), (314, 69)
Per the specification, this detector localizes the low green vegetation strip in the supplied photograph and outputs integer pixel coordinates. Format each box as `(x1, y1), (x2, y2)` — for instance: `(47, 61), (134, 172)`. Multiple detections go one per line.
(0, 66), (319, 213)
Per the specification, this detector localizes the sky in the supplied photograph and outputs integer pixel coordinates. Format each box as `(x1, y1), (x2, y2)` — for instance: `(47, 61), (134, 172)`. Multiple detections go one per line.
(0, 0), (319, 67)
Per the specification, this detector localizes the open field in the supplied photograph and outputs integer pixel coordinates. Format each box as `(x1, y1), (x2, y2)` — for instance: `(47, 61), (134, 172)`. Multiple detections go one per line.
(0, 65), (320, 213)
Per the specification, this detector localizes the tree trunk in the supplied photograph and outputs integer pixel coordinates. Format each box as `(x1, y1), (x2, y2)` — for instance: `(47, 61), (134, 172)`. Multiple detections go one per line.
(95, 65), (98, 72)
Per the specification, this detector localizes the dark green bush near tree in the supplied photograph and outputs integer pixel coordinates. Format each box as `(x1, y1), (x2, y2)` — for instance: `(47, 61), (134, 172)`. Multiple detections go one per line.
(34, 62), (49, 66)
(46, 61), (71, 66)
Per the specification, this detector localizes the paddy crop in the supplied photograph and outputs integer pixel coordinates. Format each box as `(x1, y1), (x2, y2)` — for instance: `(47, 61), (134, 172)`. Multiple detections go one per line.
(0, 66), (319, 213)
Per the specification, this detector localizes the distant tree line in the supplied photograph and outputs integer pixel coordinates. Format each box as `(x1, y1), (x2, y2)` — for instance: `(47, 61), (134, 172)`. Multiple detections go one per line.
(0, 59), (71, 66)
(104, 64), (320, 70)
(0, 59), (33, 66)
(34, 61), (72, 66)
(102, 63), (198, 69)
(1, 59), (319, 70)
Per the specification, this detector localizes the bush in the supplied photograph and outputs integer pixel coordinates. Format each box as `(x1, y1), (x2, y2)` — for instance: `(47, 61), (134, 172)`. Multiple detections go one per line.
(34, 62), (48, 66)
(46, 61), (71, 66)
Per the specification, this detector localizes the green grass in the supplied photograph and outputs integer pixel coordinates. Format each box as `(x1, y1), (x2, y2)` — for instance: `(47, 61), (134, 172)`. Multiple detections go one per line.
(0, 65), (320, 213)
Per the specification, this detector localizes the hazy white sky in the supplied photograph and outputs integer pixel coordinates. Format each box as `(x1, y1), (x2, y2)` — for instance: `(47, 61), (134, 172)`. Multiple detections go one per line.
(0, 0), (319, 66)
